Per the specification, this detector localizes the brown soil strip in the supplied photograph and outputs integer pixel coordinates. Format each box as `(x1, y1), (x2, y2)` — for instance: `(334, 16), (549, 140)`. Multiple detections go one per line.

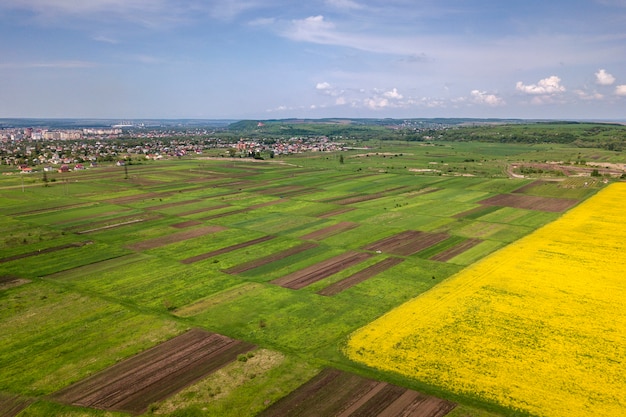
(198, 199), (284, 221)
(257, 368), (456, 417)
(104, 192), (164, 204)
(257, 185), (316, 197)
(170, 220), (203, 229)
(0, 241), (93, 264)
(126, 225), (227, 251)
(511, 180), (547, 194)
(318, 257), (404, 296)
(51, 328), (255, 415)
(479, 194), (578, 212)
(430, 239), (483, 262)
(224, 242), (319, 274)
(0, 393), (33, 417)
(177, 203), (231, 217)
(54, 209), (134, 225)
(0, 276), (31, 290)
(181, 235), (276, 264)
(11, 202), (96, 216)
(144, 199), (203, 211)
(300, 222), (359, 240)
(452, 205), (493, 219)
(318, 193), (361, 203)
(271, 251), (372, 290)
(318, 207), (356, 218)
(364, 231), (449, 256)
(75, 216), (161, 234)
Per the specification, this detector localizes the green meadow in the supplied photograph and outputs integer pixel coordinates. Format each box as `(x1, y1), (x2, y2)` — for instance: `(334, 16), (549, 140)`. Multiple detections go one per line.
(0, 138), (615, 417)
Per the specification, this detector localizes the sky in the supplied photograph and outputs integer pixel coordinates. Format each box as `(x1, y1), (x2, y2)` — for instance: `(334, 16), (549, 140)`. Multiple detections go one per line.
(1, 0), (626, 120)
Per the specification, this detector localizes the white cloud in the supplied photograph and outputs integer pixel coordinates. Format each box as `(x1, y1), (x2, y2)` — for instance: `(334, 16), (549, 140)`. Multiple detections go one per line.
(316, 81), (332, 90)
(616, 85), (626, 96)
(364, 97), (389, 109)
(289, 15), (336, 43)
(595, 69), (616, 85)
(516, 76), (566, 95)
(383, 88), (403, 99)
(575, 90), (604, 100)
(470, 90), (505, 106)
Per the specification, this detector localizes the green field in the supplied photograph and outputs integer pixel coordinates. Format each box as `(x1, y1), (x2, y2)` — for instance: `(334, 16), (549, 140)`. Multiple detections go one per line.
(0, 138), (617, 417)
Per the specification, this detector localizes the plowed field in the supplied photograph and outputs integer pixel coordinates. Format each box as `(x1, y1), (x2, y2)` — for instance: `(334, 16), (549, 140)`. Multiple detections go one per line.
(364, 231), (449, 256)
(257, 368), (456, 417)
(271, 251), (372, 289)
(479, 193), (578, 212)
(300, 222), (359, 240)
(180, 235), (276, 264)
(318, 257), (404, 296)
(52, 328), (254, 414)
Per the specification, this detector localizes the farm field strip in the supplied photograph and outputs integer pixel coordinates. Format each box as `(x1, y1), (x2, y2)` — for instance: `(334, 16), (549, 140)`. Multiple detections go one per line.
(300, 221), (360, 240)
(257, 368), (456, 417)
(0, 240), (93, 264)
(196, 199), (285, 221)
(429, 238), (483, 262)
(52, 328), (255, 414)
(317, 206), (356, 218)
(126, 225), (227, 251)
(271, 251), (372, 289)
(0, 393), (32, 417)
(318, 257), (404, 296)
(224, 242), (320, 274)
(364, 231), (450, 256)
(180, 235), (276, 264)
(170, 220), (203, 228)
(478, 193), (579, 212)
(73, 214), (162, 234)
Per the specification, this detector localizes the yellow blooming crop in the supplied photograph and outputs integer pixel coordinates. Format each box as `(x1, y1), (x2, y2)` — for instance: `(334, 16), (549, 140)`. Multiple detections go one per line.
(346, 183), (626, 417)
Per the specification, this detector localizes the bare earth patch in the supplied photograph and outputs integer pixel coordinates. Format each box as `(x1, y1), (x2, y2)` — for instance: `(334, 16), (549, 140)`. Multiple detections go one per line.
(126, 225), (227, 251)
(271, 251), (372, 290)
(256, 368), (456, 417)
(170, 220), (203, 229)
(224, 242), (319, 275)
(0, 393), (33, 417)
(300, 222), (359, 241)
(479, 194), (578, 212)
(364, 231), (449, 256)
(0, 276), (31, 290)
(180, 235), (276, 264)
(317, 207), (356, 218)
(51, 328), (255, 415)
(318, 257), (404, 296)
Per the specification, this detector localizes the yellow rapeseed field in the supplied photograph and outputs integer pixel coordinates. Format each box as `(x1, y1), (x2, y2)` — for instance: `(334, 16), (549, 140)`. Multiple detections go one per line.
(346, 182), (626, 417)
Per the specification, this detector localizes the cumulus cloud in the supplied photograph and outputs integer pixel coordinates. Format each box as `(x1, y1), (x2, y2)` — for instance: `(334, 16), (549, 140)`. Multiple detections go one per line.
(364, 97), (389, 109)
(616, 85), (626, 96)
(575, 90), (604, 100)
(516, 76), (566, 94)
(316, 81), (332, 90)
(383, 88), (403, 99)
(470, 90), (505, 106)
(595, 69), (616, 85)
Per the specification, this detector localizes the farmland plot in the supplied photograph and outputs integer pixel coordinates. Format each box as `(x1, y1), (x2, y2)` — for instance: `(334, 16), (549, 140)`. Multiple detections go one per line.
(52, 328), (254, 414)
(346, 182), (626, 417)
(257, 368), (456, 417)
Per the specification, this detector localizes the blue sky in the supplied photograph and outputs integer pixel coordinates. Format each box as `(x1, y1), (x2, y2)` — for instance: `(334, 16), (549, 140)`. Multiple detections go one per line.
(1, 0), (625, 119)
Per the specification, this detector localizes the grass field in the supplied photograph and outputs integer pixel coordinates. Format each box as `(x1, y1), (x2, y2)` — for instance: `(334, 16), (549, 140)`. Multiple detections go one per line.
(0, 139), (618, 417)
